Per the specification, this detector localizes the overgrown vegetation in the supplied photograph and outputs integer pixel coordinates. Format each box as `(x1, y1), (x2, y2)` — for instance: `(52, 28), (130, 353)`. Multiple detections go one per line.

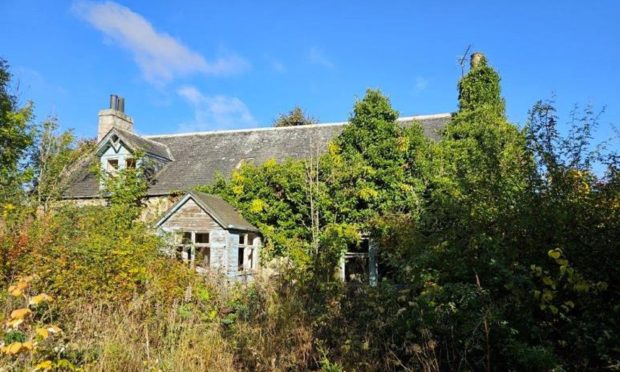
(273, 106), (317, 127)
(1, 53), (619, 371)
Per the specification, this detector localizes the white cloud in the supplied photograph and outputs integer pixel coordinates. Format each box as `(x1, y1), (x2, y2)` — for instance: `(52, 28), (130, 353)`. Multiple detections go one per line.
(414, 76), (429, 92)
(177, 85), (256, 131)
(73, 1), (249, 85)
(271, 60), (285, 73)
(307, 47), (334, 69)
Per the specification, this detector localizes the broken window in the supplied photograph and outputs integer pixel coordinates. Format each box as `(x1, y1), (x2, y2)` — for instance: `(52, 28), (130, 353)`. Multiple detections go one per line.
(181, 232), (192, 244)
(238, 234), (247, 271)
(125, 157), (136, 169)
(196, 247), (211, 268)
(247, 233), (258, 246)
(237, 233), (257, 272)
(193, 232), (210, 269)
(247, 248), (254, 270)
(238, 247), (245, 271)
(175, 231), (211, 269)
(343, 238), (370, 283)
(107, 159), (119, 173)
(195, 233), (209, 244)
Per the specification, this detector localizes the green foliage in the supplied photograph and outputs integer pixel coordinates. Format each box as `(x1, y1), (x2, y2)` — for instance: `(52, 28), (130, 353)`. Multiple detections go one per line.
(458, 53), (505, 116)
(273, 106), (317, 127)
(1, 54), (618, 370)
(99, 157), (149, 227)
(19, 205), (159, 301)
(201, 89), (431, 280)
(198, 159), (313, 263)
(0, 59), (36, 206)
(324, 89), (429, 226)
(31, 118), (94, 211)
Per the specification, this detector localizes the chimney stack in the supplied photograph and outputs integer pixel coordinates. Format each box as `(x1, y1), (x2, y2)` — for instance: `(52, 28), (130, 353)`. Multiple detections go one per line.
(470, 52), (485, 69)
(97, 94), (133, 142)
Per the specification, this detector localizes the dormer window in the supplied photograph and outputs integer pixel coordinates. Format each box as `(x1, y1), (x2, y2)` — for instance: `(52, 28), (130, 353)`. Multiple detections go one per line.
(96, 129), (171, 190)
(126, 158), (136, 169)
(107, 159), (119, 173)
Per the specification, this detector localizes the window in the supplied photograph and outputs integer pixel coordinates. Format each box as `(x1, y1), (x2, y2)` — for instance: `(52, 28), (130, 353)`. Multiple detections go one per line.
(107, 159), (119, 172)
(238, 234), (246, 271)
(237, 233), (257, 271)
(247, 248), (254, 270)
(238, 247), (245, 271)
(195, 233), (209, 244)
(343, 238), (370, 283)
(126, 158), (136, 169)
(196, 246), (211, 267)
(175, 231), (211, 269)
(344, 253), (369, 282)
(181, 232), (192, 245)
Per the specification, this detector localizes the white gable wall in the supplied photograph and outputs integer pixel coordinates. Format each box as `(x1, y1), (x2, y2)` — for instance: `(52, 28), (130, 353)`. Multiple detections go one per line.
(100, 142), (133, 173)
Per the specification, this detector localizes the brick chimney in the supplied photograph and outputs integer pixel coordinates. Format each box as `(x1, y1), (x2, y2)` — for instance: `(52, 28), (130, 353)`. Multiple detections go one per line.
(97, 94), (133, 142)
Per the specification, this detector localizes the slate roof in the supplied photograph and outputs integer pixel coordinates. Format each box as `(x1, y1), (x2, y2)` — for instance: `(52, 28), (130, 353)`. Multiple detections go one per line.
(155, 191), (258, 232)
(114, 128), (173, 160)
(97, 128), (173, 160)
(191, 191), (259, 232)
(63, 114), (450, 198)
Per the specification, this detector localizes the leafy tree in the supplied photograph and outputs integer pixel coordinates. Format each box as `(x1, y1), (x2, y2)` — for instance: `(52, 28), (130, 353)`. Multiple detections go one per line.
(199, 159), (314, 264)
(381, 53), (550, 370)
(522, 99), (620, 368)
(31, 118), (94, 212)
(0, 59), (35, 206)
(273, 106), (317, 127)
(323, 89), (428, 226)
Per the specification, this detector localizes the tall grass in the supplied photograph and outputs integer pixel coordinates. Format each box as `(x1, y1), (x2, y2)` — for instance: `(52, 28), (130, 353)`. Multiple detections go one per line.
(63, 296), (235, 371)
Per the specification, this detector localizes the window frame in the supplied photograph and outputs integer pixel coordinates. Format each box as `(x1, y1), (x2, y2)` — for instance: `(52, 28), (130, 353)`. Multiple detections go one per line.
(238, 233), (247, 271)
(107, 158), (120, 173)
(343, 237), (370, 283)
(237, 233), (257, 272)
(175, 231), (211, 269)
(125, 157), (137, 169)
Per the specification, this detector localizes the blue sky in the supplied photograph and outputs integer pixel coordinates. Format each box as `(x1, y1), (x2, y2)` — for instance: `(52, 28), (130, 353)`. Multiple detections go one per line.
(1, 1), (618, 148)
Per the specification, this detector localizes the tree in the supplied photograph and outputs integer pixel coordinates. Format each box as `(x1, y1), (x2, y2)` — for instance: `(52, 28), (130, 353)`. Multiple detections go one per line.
(0, 59), (35, 206)
(198, 159), (314, 264)
(323, 89), (428, 227)
(523, 100), (620, 368)
(100, 158), (149, 228)
(398, 53), (543, 370)
(273, 107), (317, 127)
(31, 118), (94, 212)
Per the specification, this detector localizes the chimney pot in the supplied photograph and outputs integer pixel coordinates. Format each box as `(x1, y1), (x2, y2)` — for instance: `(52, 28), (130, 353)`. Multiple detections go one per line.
(109, 94), (117, 110)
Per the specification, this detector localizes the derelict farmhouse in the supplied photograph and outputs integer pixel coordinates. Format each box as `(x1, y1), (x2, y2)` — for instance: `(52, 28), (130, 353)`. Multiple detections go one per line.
(63, 95), (450, 282)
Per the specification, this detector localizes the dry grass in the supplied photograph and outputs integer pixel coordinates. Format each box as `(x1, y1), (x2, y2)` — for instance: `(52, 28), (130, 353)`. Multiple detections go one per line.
(61, 292), (235, 371)
(1, 283), (235, 371)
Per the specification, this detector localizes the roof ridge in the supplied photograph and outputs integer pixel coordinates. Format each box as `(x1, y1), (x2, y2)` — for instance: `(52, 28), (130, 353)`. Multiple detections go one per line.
(143, 113), (451, 139)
